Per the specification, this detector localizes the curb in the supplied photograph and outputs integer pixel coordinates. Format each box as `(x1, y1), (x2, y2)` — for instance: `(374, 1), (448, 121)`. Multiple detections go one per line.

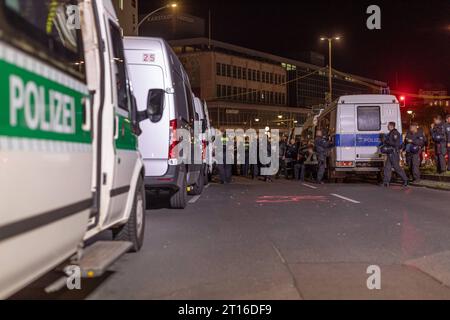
(411, 182), (450, 192)
(421, 174), (450, 183)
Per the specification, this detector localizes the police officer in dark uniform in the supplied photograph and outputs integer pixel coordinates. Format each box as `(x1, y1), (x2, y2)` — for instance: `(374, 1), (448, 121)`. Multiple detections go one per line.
(382, 122), (408, 187)
(403, 122), (426, 182)
(314, 129), (333, 184)
(445, 114), (450, 172)
(431, 116), (447, 174)
(218, 133), (233, 184)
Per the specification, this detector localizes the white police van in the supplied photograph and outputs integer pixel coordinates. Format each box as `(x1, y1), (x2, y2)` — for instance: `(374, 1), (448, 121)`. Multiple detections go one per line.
(123, 37), (204, 209)
(0, 0), (147, 298)
(307, 95), (402, 181)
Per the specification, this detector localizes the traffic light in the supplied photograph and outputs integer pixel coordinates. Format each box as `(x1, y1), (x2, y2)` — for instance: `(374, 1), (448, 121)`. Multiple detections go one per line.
(399, 96), (406, 107)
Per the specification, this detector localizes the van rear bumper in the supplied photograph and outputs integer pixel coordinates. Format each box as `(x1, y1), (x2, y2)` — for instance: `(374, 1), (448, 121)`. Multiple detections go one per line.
(144, 165), (181, 192)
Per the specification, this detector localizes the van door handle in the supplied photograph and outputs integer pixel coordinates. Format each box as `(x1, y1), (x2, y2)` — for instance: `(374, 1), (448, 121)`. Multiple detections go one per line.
(81, 96), (92, 132)
(114, 116), (119, 139)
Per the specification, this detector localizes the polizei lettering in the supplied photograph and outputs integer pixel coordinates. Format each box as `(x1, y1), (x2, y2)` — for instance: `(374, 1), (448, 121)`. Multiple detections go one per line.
(9, 75), (76, 134)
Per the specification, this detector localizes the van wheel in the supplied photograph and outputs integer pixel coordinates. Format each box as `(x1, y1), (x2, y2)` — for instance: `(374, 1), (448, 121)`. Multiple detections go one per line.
(377, 172), (384, 183)
(189, 170), (205, 195)
(204, 167), (210, 186)
(170, 174), (187, 209)
(112, 177), (146, 252)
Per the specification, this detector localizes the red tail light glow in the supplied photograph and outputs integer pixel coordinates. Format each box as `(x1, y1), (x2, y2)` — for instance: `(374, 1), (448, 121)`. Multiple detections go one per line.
(169, 119), (179, 160)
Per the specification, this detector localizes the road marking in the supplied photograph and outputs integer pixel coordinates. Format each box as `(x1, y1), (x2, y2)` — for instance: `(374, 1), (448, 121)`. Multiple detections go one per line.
(205, 184), (210, 189)
(188, 195), (201, 204)
(302, 183), (318, 190)
(330, 193), (361, 204)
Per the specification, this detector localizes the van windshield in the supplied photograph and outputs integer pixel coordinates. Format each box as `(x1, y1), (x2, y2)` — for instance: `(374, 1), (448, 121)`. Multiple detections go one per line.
(357, 106), (381, 131)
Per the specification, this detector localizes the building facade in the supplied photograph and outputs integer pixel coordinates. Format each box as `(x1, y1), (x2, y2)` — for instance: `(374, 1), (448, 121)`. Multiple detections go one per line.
(170, 37), (387, 131)
(112, 0), (138, 36)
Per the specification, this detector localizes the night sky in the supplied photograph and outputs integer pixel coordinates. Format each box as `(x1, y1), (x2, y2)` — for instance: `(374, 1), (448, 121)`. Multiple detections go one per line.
(139, 0), (450, 94)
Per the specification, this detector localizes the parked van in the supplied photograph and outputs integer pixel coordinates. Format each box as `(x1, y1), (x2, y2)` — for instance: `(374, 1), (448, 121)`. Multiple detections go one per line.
(124, 37), (204, 209)
(304, 95), (402, 181)
(0, 0), (147, 298)
(193, 97), (211, 185)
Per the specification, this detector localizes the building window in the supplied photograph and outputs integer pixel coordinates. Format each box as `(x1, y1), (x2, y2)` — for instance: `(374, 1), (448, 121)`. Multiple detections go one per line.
(257, 71), (261, 82)
(233, 66), (237, 78)
(237, 67), (242, 79)
(216, 63), (221, 76)
(243, 68), (247, 80)
(216, 84), (221, 98)
(262, 71), (266, 83)
(226, 65), (231, 77)
(221, 64), (226, 76)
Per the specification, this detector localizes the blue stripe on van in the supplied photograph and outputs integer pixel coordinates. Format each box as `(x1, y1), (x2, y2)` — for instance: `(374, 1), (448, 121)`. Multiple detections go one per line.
(335, 134), (382, 147)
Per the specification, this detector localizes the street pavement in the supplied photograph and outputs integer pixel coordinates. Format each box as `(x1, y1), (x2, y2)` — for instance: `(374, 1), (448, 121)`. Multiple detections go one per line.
(12, 177), (450, 300)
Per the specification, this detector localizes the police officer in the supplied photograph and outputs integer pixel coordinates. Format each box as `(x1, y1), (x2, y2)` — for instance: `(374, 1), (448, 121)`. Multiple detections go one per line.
(276, 135), (288, 178)
(218, 133), (233, 184)
(382, 122), (408, 187)
(445, 114), (450, 172)
(284, 138), (298, 179)
(431, 116), (447, 174)
(403, 123), (426, 182)
(314, 130), (333, 184)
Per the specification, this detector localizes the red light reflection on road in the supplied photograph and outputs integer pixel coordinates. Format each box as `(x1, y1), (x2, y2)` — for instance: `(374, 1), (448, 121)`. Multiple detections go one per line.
(256, 195), (328, 204)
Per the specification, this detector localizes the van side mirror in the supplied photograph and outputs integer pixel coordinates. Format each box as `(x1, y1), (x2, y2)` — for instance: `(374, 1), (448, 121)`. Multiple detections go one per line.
(146, 88), (165, 123)
(130, 95), (142, 136)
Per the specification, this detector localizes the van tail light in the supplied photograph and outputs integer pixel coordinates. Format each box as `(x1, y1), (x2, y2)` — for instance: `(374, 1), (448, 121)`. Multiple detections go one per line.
(336, 161), (355, 168)
(202, 140), (207, 161)
(169, 119), (179, 160)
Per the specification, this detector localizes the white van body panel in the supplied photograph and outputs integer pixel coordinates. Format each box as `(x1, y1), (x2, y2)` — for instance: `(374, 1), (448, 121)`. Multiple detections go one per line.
(0, 0), (145, 299)
(84, 0), (143, 239)
(0, 21), (91, 299)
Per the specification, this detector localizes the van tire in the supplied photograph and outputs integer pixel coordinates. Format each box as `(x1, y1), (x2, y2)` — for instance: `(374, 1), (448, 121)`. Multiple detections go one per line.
(190, 169), (205, 195)
(112, 177), (146, 252)
(170, 173), (187, 209)
(203, 166), (210, 186)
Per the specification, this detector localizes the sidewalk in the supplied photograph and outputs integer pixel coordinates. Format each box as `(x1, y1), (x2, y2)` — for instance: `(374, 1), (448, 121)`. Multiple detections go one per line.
(411, 179), (450, 191)
(413, 171), (450, 191)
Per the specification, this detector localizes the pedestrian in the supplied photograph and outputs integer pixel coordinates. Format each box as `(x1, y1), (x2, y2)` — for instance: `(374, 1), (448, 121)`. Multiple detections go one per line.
(241, 136), (251, 177)
(276, 135), (287, 178)
(314, 130), (333, 184)
(295, 144), (318, 182)
(217, 133), (233, 184)
(381, 122), (408, 187)
(445, 114), (450, 172)
(403, 123), (426, 182)
(262, 135), (274, 182)
(431, 116), (447, 174)
(284, 138), (298, 179)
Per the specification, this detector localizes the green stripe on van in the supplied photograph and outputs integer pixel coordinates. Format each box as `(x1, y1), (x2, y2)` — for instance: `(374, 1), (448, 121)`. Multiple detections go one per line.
(0, 59), (91, 144)
(115, 114), (138, 151)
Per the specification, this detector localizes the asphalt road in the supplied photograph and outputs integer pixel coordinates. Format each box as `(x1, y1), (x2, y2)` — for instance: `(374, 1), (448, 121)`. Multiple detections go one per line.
(12, 177), (450, 300)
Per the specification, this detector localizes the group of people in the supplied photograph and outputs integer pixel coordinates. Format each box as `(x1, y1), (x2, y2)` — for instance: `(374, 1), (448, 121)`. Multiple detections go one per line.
(216, 114), (450, 186)
(275, 131), (333, 184)
(380, 114), (450, 186)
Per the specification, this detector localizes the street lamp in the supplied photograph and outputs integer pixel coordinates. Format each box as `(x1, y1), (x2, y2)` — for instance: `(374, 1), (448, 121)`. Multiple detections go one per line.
(137, 3), (178, 34)
(320, 36), (341, 103)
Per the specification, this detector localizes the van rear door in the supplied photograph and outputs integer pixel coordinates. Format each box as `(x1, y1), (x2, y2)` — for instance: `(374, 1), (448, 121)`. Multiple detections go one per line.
(354, 105), (383, 161)
(337, 105), (357, 163)
(127, 63), (169, 176)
